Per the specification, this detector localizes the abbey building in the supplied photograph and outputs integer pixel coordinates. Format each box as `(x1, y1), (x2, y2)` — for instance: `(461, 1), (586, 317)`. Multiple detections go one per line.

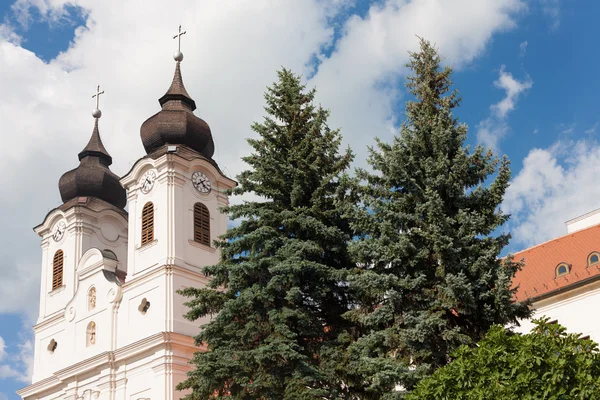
(18, 49), (235, 399)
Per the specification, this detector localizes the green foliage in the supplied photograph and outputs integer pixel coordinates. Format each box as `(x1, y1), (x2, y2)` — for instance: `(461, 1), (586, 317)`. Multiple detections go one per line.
(177, 69), (358, 399)
(409, 319), (600, 399)
(341, 38), (531, 397)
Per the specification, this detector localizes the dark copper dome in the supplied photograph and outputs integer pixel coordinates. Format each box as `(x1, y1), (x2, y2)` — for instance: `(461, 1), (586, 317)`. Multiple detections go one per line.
(140, 62), (214, 158)
(59, 119), (126, 209)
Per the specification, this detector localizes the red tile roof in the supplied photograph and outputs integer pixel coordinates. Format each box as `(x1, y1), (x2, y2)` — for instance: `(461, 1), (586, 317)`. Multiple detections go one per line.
(511, 223), (600, 301)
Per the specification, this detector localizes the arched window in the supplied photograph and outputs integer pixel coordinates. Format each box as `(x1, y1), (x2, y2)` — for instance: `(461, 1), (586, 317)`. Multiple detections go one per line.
(88, 286), (96, 311)
(52, 250), (64, 290)
(86, 321), (96, 347)
(193, 202), (210, 246)
(555, 263), (570, 277)
(141, 202), (154, 245)
(588, 252), (600, 266)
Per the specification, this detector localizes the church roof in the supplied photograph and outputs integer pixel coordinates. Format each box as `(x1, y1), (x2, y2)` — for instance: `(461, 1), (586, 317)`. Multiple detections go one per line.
(511, 223), (600, 302)
(140, 61), (214, 158)
(58, 120), (127, 209)
(158, 61), (196, 110)
(78, 119), (112, 163)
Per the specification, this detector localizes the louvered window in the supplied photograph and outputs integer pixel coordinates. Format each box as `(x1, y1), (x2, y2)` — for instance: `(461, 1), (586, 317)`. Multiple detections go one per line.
(141, 202), (154, 246)
(194, 202), (210, 246)
(52, 250), (64, 290)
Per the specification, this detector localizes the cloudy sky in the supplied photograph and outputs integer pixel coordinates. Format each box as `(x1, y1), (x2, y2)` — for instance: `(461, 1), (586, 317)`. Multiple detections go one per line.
(1, 0), (599, 397)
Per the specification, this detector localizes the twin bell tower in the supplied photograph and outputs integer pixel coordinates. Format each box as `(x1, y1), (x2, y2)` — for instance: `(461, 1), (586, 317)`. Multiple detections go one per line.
(18, 26), (236, 400)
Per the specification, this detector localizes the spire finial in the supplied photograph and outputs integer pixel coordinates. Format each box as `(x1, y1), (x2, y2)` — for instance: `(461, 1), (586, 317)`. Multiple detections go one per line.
(92, 85), (105, 119)
(173, 25), (187, 62)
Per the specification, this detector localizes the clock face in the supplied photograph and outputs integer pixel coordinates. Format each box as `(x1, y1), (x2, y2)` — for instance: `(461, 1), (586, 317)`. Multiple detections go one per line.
(52, 221), (66, 242)
(140, 170), (157, 194)
(192, 171), (211, 193)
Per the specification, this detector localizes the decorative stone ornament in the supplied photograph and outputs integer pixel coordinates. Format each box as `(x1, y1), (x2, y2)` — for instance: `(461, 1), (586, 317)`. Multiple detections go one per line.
(88, 287), (96, 310)
(106, 287), (121, 303)
(52, 221), (66, 242)
(192, 171), (211, 193)
(66, 306), (76, 322)
(47, 339), (57, 354)
(86, 322), (96, 347)
(138, 298), (151, 315)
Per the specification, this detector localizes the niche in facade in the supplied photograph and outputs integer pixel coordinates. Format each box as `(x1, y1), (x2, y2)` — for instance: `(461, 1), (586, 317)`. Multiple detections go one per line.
(86, 321), (96, 347)
(88, 286), (96, 311)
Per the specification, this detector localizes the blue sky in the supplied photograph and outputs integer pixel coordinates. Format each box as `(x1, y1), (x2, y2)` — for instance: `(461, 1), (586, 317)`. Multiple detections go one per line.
(1, 0), (599, 398)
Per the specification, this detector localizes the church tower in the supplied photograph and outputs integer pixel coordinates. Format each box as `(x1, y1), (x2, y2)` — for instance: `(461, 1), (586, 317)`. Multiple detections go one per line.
(19, 27), (235, 400)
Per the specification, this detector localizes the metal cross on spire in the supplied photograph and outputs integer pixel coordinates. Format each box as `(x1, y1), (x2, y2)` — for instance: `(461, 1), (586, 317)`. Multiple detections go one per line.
(92, 85), (105, 119)
(173, 25), (186, 62)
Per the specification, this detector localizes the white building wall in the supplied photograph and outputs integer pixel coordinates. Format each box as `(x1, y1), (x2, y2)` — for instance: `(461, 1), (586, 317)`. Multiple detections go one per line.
(117, 271), (168, 347)
(515, 280), (600, 341)
(36, 207), (128, 322)
(21, 147), (235, 400)
(21, 335), (197, 400)
(32, 248), (123, 382)
(120, 150), (234, 341)
(566, 208), (600, 233)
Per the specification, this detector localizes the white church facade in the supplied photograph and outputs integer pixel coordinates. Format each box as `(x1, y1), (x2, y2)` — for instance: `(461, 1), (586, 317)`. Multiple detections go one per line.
(18, 41), (235, 399)
(17, 26), (600, 400)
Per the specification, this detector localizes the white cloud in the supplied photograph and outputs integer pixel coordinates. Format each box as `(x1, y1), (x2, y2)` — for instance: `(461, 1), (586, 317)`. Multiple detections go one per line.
(491, 66), (533, 118)
(0, 0), (525, 317)
(519, 40), (528, 57)
(0, 334), (32, 383)
(541, 0), (561, 31)
(585, 122), (598, 135)
(0, 336), (6, 360)
(560, 122), (576, 135)
(477, 66), (532, 149)
(17, 339), (33, 383)
(9, 0), (85, 29)
(504, 140), (600, 249)
(0, 22), (22, 44)
(476, 119), (509, 152)
(311, 0), (525, 156)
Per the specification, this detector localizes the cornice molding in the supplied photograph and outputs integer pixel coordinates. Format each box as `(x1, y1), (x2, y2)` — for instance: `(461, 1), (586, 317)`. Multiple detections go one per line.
(18, 332), (199, 398)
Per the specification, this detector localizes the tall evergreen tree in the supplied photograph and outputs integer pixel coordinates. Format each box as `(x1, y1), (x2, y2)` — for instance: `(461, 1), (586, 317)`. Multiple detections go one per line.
(178, 69), (358, 399)
(343, 39), (531, 397)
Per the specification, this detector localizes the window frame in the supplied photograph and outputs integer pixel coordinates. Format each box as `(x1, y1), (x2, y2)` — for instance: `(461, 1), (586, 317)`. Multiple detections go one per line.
(141, 202), (154, 246)
(193, 202), (211, 247)
(555, 262), (570, 277)
(52, 250), (64, 290)
(588, 252), (600, 267)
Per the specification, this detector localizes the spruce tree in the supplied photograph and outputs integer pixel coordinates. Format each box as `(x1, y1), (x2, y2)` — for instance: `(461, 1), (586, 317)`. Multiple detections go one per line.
(343, 39), (531, 397)
(178, 69), (357, 399)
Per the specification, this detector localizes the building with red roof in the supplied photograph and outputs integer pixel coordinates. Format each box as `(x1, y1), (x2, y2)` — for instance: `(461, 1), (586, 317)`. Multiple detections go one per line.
(512, 208), (600, 340)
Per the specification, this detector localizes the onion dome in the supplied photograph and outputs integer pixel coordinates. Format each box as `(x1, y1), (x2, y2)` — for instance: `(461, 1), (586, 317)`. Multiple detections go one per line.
(58, 119), (127, 209)
(140, 61), (215, 158)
